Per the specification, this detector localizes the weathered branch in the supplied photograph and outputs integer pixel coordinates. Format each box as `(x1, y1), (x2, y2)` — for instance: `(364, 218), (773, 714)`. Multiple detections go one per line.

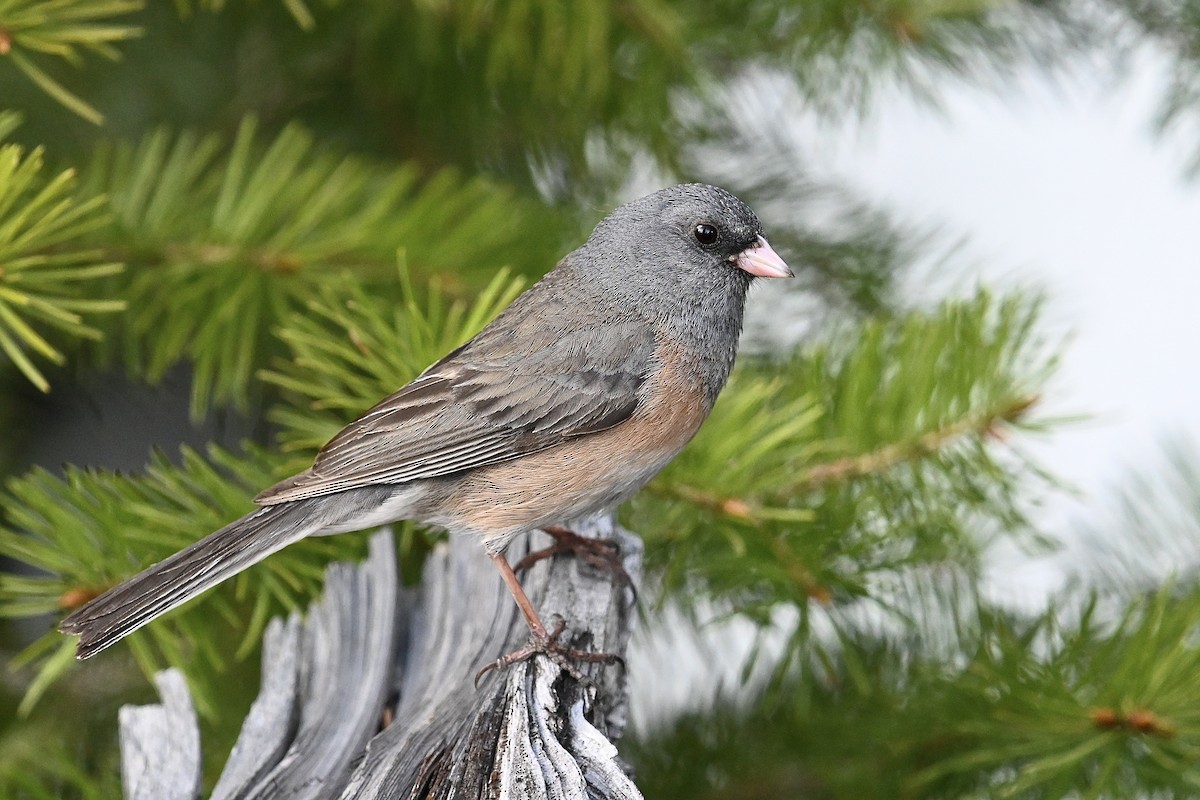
(118, 515), (643, 799)
(120, 669), (201, 800)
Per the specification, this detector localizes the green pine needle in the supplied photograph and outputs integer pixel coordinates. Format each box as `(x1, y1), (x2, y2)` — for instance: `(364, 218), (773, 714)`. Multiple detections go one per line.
(0, 111), (22, 142)
(0, 444), (366, 718)
(0, 144), (124, 391)
(634, 289), (1059, 656)
(0, 0), (142, 123)
(261, 263), (526, 453)
(81, 119), (560, 418)
(909, 584), (1200, 797)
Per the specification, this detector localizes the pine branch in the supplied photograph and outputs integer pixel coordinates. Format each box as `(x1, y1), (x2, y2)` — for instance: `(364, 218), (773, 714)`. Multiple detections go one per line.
(260, 265), (526, 454)
(0, 0), (142, 123)
(77, 118), (561, 417)
(730, 0), (1087, 118)
(435, 0), (685, 107)
(346, 0), (691, 178)
(910, 584), (1200, 797)
(634, 289), (1059, 646)
(0, 141), (124, 391)
(650, 391), (1039, 525)
(632, 573), (1200, 799)
(0, 444), (371, 718)
(795, 393), (1039, 488)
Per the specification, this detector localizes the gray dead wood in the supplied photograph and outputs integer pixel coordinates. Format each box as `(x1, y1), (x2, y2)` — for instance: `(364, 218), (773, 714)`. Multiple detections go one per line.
(209, 613), (302, 798)
(341, 513), (642, 799)
(120, 668), (202, 800)
(213, 530), (400, 799)
(118, 515), (643, 799)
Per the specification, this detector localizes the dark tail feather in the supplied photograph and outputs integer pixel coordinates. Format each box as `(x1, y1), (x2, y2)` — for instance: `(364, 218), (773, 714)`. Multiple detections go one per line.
(60, 500), (326, 659)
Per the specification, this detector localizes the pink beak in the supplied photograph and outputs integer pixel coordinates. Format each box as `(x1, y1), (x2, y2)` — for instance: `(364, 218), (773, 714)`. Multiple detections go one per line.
(733, 236), (792, 279)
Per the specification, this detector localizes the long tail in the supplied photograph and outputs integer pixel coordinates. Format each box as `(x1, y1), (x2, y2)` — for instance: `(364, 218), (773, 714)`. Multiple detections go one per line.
(60, 498), (329, 659)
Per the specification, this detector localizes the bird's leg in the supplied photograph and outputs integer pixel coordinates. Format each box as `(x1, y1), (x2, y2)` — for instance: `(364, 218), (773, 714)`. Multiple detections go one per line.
(513, 525), (637, 599)
(475, 552), (623, 687)
(490, 550), (549, 639)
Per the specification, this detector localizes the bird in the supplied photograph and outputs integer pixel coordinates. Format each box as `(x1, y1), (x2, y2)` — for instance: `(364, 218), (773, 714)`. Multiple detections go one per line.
(59, 183), (792, 667)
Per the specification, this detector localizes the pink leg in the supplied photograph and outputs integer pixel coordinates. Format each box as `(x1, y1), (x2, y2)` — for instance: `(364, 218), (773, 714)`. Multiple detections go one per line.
(512, 526), (637, 600)
(476, 552), (622, 687)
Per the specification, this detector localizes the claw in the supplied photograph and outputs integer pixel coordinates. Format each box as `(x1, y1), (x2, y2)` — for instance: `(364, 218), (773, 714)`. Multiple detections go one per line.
(473, 617), (622, 688)
(480, 550), (624, 688)
(514, 526), (638, 602)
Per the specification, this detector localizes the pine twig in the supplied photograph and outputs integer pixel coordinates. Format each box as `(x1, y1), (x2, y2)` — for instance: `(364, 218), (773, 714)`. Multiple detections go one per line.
(648, 394), (1038, 525)
(796, 394), (1039, 488)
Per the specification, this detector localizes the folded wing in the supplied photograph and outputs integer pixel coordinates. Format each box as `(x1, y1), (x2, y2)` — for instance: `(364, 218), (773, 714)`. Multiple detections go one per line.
(256, 322), (654, 504)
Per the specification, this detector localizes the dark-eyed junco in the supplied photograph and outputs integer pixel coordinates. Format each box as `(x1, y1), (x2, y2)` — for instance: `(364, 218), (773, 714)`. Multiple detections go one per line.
(60, 183), (791, 664)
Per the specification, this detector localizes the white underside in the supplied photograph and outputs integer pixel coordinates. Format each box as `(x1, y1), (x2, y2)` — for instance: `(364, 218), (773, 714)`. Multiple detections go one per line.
(314, 485), (428, 535)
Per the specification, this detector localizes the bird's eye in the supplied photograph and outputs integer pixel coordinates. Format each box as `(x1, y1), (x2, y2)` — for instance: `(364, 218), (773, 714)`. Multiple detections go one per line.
(693, 223), (719, 246)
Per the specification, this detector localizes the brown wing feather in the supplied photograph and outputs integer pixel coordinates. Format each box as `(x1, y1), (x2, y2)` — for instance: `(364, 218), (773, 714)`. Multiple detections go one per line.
(255, 319), (654, 505)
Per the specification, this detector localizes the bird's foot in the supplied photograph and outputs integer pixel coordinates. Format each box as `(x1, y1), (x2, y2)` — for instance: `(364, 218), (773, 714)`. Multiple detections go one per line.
(474, 616), (623, 688)
(514, 525), (637, 600)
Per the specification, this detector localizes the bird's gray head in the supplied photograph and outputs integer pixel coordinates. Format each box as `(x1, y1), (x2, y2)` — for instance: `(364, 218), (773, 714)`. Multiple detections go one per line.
(578, 184), (791, 311)
(555, 184), (792, 394)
